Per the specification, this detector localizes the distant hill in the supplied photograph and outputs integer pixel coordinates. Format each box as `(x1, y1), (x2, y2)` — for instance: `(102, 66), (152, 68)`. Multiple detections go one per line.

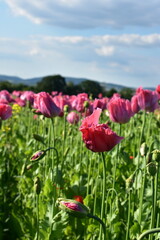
(0, 74), (154, 91)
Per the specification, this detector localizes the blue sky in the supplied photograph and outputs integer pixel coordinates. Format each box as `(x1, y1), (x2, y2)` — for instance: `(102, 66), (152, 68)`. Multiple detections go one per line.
(0, 0), (160, 88)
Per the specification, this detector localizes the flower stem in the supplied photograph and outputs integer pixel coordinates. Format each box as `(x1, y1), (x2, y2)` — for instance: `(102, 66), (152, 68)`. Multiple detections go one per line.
(138, 228), (160, 240)
(87, 213), (106, 238)
(125, 190), (131, 240)
(36, 194), (39, 240)
(99, 152), (107, 240)
(149, 176), (155, 240)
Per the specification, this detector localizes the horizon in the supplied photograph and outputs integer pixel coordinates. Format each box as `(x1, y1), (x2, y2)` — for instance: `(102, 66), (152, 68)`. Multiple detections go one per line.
(0, 73), (156, 90)
(0, 1), (160, 88)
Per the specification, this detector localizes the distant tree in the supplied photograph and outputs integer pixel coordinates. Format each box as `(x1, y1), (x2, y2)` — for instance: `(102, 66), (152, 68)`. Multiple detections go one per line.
(65, 82), (83, 95)
(36, 75), (67, 93)
(106, 88), (117, 98)
(119, 88), (134, 100)
(0, 81), (13, 92)
(78, 80), (104, 98)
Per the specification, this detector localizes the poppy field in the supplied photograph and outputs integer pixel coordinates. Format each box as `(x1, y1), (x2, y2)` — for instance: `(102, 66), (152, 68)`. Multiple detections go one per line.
(0, 86), (160, 240)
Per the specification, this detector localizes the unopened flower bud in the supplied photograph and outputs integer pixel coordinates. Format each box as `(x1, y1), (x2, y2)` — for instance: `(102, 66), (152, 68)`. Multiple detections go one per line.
(64, 105), (69, 113)
(147, 162), (157, 177)
(126, 175), (134, 190)
(83, 101), (89, 108)
(26, 164), (33, 170)
(34, 177), (41, 195)
(56, 198), (89, 218)
(30, 150), (46, 161)
(147, 152), (152, 164)
(140, 142), (148, 156)
(33, 134), (45, 144)
(152, 150), (160, 162)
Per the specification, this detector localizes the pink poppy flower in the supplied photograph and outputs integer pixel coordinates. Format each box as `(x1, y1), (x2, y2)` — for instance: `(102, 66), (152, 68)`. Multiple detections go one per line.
(66, 111), (80, 124)
(0, 104), (12, 120)
(108, 97), (134, 124)
(135, 87), (159, 112)
(131, 95), (141, 114)
(0, 90), (13, 103)
(33, 92), (61, 118)
(79, 108), (123, 152)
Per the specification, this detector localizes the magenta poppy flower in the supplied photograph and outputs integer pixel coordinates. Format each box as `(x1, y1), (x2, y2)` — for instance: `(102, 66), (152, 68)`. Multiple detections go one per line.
(0, 90), (13, 103)
(33, 92), (61, 118)
(156, 85), (160, 94)
(20, 91), (35, 105)
(135, 87), (159, 112)
(71, 93), (89, 113)
(0, 104), (12, 120)
(79, 108), (123, 152)
(108, 97), (134, 124)
(66, 111), (80, 124)
(131, 95), (141, 114)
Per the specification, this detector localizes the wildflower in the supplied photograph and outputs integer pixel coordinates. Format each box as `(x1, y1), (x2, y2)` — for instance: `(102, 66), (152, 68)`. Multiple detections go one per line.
(79, 108), (123, 152)
(0, 103), (12, 120)
(57, 198), (89, 218)
(134, 87), (159, 112)
(66, 111), (80, 124)
(33, 92), (61, 118)
(108, 97), (134, 124)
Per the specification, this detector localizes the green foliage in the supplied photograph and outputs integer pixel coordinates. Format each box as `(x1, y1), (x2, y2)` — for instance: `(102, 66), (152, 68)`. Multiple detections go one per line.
(36, 75), (67, 93)
(0, 101), (160, 239)
(120, 87), (135, 100)
(78, 79), (104, 98)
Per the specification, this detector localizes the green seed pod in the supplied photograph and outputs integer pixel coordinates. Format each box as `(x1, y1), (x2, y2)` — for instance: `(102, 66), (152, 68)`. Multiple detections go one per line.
(152, 150), (160, 162)
(34, 177), (41, 195)
(147, 162), (157, 177)
(56, 198), (89, 218)
(30, 150), (46, 162)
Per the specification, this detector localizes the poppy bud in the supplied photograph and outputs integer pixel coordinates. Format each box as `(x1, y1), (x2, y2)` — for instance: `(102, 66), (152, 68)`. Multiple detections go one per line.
(56, 198), (89, 218)
(147, 162), (157, 177)
(140, 142), (148, 156)
(83, 101), (89, 108)
(152, 150), (160, 162)
(33, 134), (45, 144)
(34, 177), (41, 195)
(30, 150), (46, 161)
(63, 104), (69, 113)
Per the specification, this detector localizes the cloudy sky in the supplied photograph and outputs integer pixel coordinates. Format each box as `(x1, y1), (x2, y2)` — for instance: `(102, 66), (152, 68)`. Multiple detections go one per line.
(1, 0), (160, 88)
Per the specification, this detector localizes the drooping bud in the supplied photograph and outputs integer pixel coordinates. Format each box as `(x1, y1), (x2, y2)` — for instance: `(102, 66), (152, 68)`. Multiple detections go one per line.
(30, 150), (46, 162)
(56, 198), (89, 218)
(152, 150), (160, 162)
(147, 162), (157, 177)
(34, 177), (41, 195)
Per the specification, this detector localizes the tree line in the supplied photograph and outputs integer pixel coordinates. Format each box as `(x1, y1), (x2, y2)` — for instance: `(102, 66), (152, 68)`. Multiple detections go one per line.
(0, 74), (135, 99)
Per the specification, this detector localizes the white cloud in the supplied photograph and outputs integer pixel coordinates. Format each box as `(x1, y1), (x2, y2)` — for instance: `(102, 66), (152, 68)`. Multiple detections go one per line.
(95, 46), (115, 56)
(5, 0), (160, 29)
